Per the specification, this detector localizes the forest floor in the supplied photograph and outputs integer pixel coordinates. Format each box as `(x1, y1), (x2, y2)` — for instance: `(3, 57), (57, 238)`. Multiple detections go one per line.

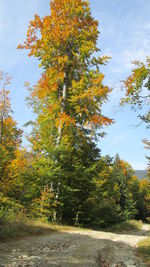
(0, 223), (149, 267)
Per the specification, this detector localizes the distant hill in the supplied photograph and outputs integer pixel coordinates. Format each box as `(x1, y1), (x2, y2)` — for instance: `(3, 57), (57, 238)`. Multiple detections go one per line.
(134, 170), (147, 180)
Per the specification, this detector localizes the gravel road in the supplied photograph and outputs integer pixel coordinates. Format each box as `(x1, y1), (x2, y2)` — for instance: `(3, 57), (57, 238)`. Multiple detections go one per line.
(0, 224), (149, 267)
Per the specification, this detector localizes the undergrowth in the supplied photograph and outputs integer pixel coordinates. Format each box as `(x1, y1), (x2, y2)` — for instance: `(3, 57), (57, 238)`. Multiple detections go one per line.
(138, 237), (150, 266)
(106, 220), (143, 233)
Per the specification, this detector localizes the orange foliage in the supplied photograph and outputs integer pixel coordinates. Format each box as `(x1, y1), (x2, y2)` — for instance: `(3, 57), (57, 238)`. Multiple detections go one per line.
(18, 0), (113, 138)
(91, 115), (113, 126)
(56, 112), (75, 128)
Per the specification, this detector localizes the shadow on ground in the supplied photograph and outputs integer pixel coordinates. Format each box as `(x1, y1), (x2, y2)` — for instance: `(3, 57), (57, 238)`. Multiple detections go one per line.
(0, 221), (58, 241)
(0, 226), (146, 267)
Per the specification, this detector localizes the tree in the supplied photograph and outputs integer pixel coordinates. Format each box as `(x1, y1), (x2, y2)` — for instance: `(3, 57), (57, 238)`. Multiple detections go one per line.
(0, 72), (12, 144)
(0, 72), (22, 183)
(121, 57), (150, 127)
(80, 156), (123, 228)
(0, 72), (23, 225)
(111, 155), (136, 221)
(18, 0), (113, 224)
(139, 179), (150, 221)
(129, 175), (150, 221)
(143, 139), (150, 179)
(121, 58), (150, 177)
(18, 0), (112, 140)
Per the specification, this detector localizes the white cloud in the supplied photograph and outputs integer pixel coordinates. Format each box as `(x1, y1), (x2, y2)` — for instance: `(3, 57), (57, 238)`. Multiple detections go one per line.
(120, 49), (148, 71)
(106, 20), (150, 74)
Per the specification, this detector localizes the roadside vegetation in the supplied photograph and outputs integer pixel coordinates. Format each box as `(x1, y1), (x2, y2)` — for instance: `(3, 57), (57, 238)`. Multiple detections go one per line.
(138, 237), (150, 266)
(0, 216), (144, 241)
(0, 217), (80, 241)
(106, 220), (143, 233)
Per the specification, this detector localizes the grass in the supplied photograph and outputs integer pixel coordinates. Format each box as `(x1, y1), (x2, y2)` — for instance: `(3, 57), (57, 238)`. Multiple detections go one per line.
(0, 219), (85, 241)
(0, 220), (56, 240)
(138, 237), (150, 266)
(0, 218), (143, 241)
(106, 220), (143, 233)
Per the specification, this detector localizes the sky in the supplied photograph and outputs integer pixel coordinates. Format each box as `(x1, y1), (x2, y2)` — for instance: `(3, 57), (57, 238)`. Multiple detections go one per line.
(0, 0), (149, 170)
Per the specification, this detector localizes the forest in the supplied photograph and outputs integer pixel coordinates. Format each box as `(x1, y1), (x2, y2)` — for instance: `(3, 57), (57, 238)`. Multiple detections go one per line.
(0, 0), (150, 235)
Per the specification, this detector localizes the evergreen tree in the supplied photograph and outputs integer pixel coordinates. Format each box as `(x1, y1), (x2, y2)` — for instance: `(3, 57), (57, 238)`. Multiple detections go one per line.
(111, 154), (136, 221)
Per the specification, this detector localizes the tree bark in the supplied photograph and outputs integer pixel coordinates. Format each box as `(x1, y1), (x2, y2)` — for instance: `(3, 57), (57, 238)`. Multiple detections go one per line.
(0, 88), (6, 144)
(0, 115), (3, 144)
(58, 71), (68, 142)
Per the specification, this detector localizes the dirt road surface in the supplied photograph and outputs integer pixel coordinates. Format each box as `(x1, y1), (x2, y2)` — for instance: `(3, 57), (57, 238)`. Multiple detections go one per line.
(0, 224), (149, 267)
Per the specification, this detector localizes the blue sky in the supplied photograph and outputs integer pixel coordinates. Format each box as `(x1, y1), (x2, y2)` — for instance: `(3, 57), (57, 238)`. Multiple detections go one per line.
(0, 0), (149, 169)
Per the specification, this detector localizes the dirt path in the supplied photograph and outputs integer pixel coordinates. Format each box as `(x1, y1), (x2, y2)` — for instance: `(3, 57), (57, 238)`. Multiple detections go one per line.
(0, 224), (149, 267)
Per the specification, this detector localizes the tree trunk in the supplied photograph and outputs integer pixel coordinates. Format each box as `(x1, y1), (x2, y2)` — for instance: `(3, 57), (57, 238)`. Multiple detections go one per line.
(0, 115), (3, 144)
(54, 71), (68, 222)
(58, 71), (68, 142)
(0, 88), (6, 144)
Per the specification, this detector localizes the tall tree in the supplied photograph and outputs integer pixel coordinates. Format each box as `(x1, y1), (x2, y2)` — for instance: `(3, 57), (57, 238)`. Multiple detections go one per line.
(0, 72), (22, 187)
(0, 72), (23, 225)
(18, 0), (112, 140)
(0, 72), (12, 144)
(18, 0), (113, 223)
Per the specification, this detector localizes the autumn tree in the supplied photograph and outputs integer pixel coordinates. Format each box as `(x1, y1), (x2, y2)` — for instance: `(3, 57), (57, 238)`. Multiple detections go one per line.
(0, 72), (22, 182)
(0, 72), (23, 224)
(121, 57), (150, 126)
(0, 72), (11, 144)
(121, 58), (150, 178)
(139, 179), (150, 221)
(18, 0), (113, 224)
(19, 0), (112, 138)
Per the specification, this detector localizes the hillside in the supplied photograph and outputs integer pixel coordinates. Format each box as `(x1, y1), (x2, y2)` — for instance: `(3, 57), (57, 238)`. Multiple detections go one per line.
(134, 170), (147, 180)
